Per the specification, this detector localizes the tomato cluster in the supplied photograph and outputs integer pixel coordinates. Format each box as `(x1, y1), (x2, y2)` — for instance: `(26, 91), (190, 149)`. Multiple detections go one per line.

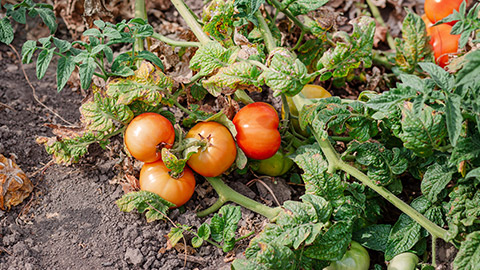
(423, 0), (462, 67)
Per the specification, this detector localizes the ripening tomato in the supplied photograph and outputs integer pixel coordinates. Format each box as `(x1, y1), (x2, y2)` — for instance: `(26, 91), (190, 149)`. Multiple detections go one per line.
(124, 113), (175, 163)
(421, 14), (433, 36)
(424, 0), (463, 24)
(139, 160), (196, 207)
(233, 102), (281, 160)
(429, 23), (460, 67)
(324, 241), (370, 270)
(282, 84), (331, 136)
(186, 122), (237, 177)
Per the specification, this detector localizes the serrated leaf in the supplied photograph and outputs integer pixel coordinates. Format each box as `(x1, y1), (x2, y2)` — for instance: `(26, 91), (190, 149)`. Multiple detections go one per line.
(353, 224), (391, 252)
(35, 7), (57, 34)
(56, 56), (76, 92)
(203, 61), (262, 97)
(453, 231), (480, 270)
(0, 17), (14, 45)
(366, 87), (417, 112)
(258, 48), (308, 96)
(420, 163), (453, 203)
(399, 102), (446, 157)
(80, 92), (133, 133)
(419, 62), (454, 91)
(347, 141), (409, 186)
(21, 40), (37, 64)
(237, 243), (296, 270)
(83, 28), (102, 37)
(190, 83), (208, 101)
(395, 12), (431, 73)
(136, 50), (164, 71)
(52, 37), (72, 53)
(204, 111), (237, 137)
(9, 6), (26, 24)
(202, 0), (235, 43)
(286, 0), (328, 16)
(450, 133), (480, 166)
(210, 205), (242, 244)
(317, 16), (375, 78)
(303, 221), (352, 261)
(116, 190), (175, 222)
(445, 94), (462, 146)
(190, 41), (231, 76)
(36, 48), (54, 80)
(107, 61), (173, 105)
(456, 50), (480, 93)
(79, 57), (96, 90)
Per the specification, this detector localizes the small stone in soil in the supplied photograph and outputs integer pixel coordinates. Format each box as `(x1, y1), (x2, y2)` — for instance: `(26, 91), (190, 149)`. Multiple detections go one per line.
(125, 247), (144, 266)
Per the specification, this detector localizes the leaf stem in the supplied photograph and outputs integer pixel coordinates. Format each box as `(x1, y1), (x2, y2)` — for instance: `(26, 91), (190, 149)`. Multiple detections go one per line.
(170, 0), (211, 45)
(151, 32), (201, 47)
(365, 0), (395, 50)
(267, 0), (308, 32)
(198, 177), (282, 221)
(255, 10), (277, 52)
(431, 236), (437, 267)
(134, 0), (146, 53)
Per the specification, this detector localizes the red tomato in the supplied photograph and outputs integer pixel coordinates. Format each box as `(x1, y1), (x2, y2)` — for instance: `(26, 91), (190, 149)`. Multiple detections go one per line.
(124, 113), (175, 163)
(139, 160), (196, 207)
(424, 0), (463, 24)
(233, 102), (281, 160)
(185, 122), (237, 177)
(429, 23), (460, 67)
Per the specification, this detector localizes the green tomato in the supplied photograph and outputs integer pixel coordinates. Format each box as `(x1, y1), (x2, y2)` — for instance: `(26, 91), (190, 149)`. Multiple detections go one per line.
(252, 149), (294, 176)
(387, 252), (419, 270)
(324, 241), (370, 270)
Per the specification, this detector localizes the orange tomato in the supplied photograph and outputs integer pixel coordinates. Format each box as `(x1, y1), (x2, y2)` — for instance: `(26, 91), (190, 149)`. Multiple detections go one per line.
(424, 0), (463, 24)
(429, 24), (460, 67)
(139, 160), (196, 207)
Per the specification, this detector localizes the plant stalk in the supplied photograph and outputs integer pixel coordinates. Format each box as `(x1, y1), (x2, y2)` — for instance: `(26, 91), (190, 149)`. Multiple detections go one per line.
(170, 0), (211, 45)
(198, 177), (282, 221)
(293, 94), (451, 241)
(255, 10), (277, 52)
(134, 0), (147, 53)
(151, 32), (201, 47)
(268, 0), (307, 32)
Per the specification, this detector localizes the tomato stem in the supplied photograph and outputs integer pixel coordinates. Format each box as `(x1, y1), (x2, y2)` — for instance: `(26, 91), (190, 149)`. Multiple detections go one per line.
(255, 10), (277, 52)
(197, 177), (282, 221)
(170, 0), (211, 45)
(151, 32), (201, 48)
(134, 0), (146, 67)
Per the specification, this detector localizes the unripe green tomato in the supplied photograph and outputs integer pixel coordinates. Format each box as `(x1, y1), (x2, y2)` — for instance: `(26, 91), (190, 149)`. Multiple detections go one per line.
(324, 241), (370, 270)
(387, 252), (419, 270)
(252, 149), (294, 176)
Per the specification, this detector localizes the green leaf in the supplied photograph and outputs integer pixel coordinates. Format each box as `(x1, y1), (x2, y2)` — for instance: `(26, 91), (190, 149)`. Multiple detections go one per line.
(168, 226), (188, 247)
(107, 62), (173, 105)
(317, 16), (375, 78)
(38, 131), (109, 165)
(303, 221), (352, 261)
(366, 87), (417, 112)
(418, 62), (454, 91)
(83, 28), (102, 37)
(52, 37), (72, 53)
(259, 48), (308, 96)
(191, 236), (203, 248)
(116, 190), (175, 222)
(234, 243), (296, 270)
(456, 50), (480, 92)
(395, 12), (431, 73)
(190, 41), (231, 76)
(9, 6), (27, 24)
(136, 50), (164, 71)
(202, 0), (235, 43)
(56, 56), (76, 92)
(35, 7), (57, 34)
(0, 18), (14, 45)
(399, 102), (446, 157)
(197, 223), (211, 240)
(202, 61), (262, 97)
(210, 205), (242, 245)
(347, 141), (409, 186)
(79, 57), (96, 90)
(352, 224), (391, 252)
(36, 48), (54, 80)
(80, 92), (133, 133)
(420, 163), (453, 203)
(190, 83), (208, 101)
(21, 40), (37, 63)
(286, 0), (328, 16)
(445, 94), (462, 146)
(453, 231), (480, 270)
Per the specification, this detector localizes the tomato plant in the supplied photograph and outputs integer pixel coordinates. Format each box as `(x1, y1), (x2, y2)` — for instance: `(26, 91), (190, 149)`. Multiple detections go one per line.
(124, 113), (175, 163)
(429, 23), (460, 67)
(139, 160), (196, 207)
(387, 252), (419, 270)
(185, 122), (237, 177)
(424, 0), (463, 24)
(233, 102), (281, 160)
(251, 148), (294, 177)
(324, 241), (370, 270)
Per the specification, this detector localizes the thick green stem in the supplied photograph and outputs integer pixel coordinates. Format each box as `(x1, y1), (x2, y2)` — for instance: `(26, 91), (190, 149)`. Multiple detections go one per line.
(151, 32), (201, 47)
(268, 0), (307, 32)
(431, 236), (437, 267)
(170, 0), (211, 45)
(293, 94), (451, 241)
(366, 0), (396, 50)
(234, 89), (255, 104)
(198, 177), (282, 221)
(134, 0), (146, 53)
(255, 10), (277, 52)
